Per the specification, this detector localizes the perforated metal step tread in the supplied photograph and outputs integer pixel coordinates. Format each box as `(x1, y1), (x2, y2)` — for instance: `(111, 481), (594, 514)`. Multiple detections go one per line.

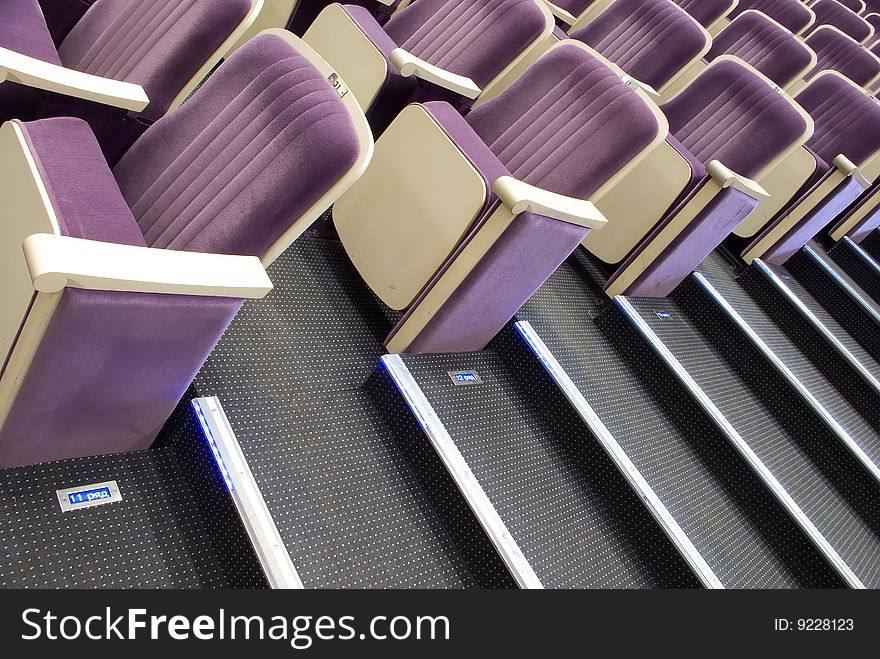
(623, 292), (880, 588)
(0, 448), (228, 588)
(828, 239), (880, 305)
(510, 250), (837, 588)
(398, 350), (698, 589)
(190, 240), (495, 588)
(696, 252), (880, 474)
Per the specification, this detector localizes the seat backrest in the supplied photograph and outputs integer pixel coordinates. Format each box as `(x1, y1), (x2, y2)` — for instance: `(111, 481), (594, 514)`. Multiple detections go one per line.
(113, 33), (363, 259)
(383, 0), (549, 88)
(661, 57), (811, 177)
(836, 0), (866, 12)
(807, 0), (873, 42)
(58, 0), (254, 119)
(465, 42), (664, 200)
(708, 11), (815, 87)
(3, 0), (62, 64)
(672, 0), (734, 28)
(865, 0), (880, 14)
(727, 0), (815, 34)
(804, 26), (880, 85)
(795, 70), (880, 166)
(569, 0), (709, 90)
(865, 13), (880, 44)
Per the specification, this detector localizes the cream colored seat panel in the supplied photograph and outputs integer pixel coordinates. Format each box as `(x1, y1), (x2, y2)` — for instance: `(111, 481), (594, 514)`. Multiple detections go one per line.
(334, 104), (487, 310)
(733, 146), (820, 237)
(0, 122), (60, 369)
(589, 139), (693, 263)
(303, 3), (390, 111)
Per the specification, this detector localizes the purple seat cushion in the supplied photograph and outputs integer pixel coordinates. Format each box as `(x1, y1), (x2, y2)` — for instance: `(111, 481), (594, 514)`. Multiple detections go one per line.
(805, 26), (880, 84)
(58, 0), (253, 120)
(836, 0), (867, 11)
(727, 0), (815, 34)
(570, 0), (707, 90)
(384, 0), (548, 88)
(113, 33), (360, 258)
(466, 43), (661, 199)
(16, 116), (146, 246)
(662, 58), (810, 177)
(805, 0), (873, 42)
(866, 13), (880, 46)
(709, 11), (815, 87)
(673, 0), (732, 28)
(796, 71), (880, 166)
(865, 0), (880, 14)
(0, 0), (62, 121)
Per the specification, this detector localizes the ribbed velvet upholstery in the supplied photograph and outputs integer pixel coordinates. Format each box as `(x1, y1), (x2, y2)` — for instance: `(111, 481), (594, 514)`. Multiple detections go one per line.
(805, 0), (873, 42)
(466, 44), (661, 198)
(552, 0), (595, 14)
(662, 59), (809, 177)
(569, 0), (707, 89)
(864, 0), (880, 14)
(114, 34), (360, 258)
(59, 0), (253, 119)
(0, 0), (62, 121)
(383, 0), (548, 87)
(387, 44), (660, 352)
(673, 0), (732, 28)
(804, 26), (880, 84)
(727, 0), (815, 34)
(796, 72), (880, 167)
(836, 0), (866, 11)
(16, 117), (147, 246)
(708, 11), (814, 87)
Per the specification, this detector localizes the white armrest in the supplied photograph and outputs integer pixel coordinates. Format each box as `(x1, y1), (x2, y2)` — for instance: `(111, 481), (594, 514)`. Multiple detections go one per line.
(0, 47), (149, 112)
(389, 48), (481, 100)
(833, 153), (870, 187)
(621, 74), (660, 100)
(23, 234), (272, 299)
(543, 1), (578, 26)
(706, 160), (771, 201)
(493, 176), (608, 229)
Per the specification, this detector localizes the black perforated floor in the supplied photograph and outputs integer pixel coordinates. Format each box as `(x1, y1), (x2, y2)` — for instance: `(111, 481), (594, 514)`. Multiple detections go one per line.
(190, 239), (502, 588)
(0, 448), (231, 588)
(696, 252), (880, 475)
(828, 239), (880, 304)
(400, 348), (698, 589)
(626, 281), (880, 588)
(511, 250), (837, 588)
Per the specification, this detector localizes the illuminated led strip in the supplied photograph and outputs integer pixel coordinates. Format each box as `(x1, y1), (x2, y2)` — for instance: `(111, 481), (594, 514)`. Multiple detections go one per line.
(192, 397), (303, 589)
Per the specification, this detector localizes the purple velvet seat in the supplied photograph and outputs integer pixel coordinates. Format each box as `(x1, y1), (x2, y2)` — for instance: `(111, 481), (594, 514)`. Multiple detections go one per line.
(835, 0), (866, 12)
(673, 0), (735, 28)
(304, 0), (550, 133)
(707, 10), (815, 87)
(603, 58), (809, 296)
(336, 43), (662, 353)
(726, 0), (815, 34)
(38, 0), (97, 44)
(0, 34), (367, 467)
(806, 0), (874, 42)
(864, 0), (880, 14)
(744, 72), (880, 263)
(1, 0), (255, 162)
(0, 0), (63, 122)
(803, 26), (880, 85)
(568, 0), (709, 91)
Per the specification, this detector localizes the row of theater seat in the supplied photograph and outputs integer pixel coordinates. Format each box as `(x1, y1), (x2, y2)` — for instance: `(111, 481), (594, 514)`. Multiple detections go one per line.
(0, 0), (879, 469)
